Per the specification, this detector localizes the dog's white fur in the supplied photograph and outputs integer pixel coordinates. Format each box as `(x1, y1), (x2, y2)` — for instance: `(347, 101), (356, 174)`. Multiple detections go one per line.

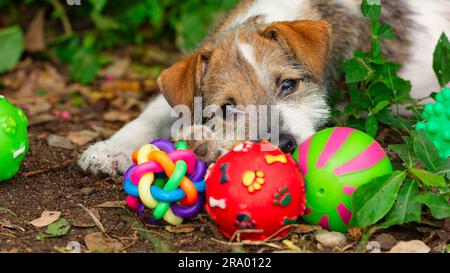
(79, 0), (450, 176)
(230, 0), (312, 27)
(398, 0), (450, 100)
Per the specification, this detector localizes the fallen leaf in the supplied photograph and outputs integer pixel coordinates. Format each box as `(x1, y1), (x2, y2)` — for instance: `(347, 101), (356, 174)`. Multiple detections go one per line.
(101, 80), (140, 93)
(90, 124), (116, 138)
(389, 240), (430, 253)
(99, 57), (130, 78)
(29, 113), (54, 126)
(103, 111), (134, 122)
(36, 218), (70, 240)
(30, 211), (61, 227)
(67, 130), (99, 146)
(348, 227), (362, 240)
(165, 225), (196, 234)
(25, 8), (46, 52)
(95, 201), (126, 208)
(292, 224), (322, 234)
(46, 134), (75, 149)
(23, 101), (51, 115)
(84, 232), (123, 253)
(282, 239), (300, 251)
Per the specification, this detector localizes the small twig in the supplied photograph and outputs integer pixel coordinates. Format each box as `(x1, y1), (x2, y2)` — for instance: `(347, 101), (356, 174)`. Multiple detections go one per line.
(229, 229), (264, 242)
(0, 220), (25, 232)
(78, 203), (106, 234)
(131, 228), (171, 239)
(112, 231), (139, 251)
(0, 231), (16, 238)
(211, 238), (283, 250)
(49, 0), (73, 35)
(21, 159), (76, 177)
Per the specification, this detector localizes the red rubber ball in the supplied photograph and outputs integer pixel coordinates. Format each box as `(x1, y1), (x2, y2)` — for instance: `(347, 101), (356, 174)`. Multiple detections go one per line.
(205, 141), (306, 241)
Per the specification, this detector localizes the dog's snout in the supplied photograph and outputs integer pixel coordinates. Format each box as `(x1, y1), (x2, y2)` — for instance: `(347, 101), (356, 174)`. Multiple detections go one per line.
(279, 134), (297, 154)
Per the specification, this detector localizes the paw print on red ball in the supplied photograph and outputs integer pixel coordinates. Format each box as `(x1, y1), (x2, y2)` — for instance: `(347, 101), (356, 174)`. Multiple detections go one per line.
(205, 142), (306, 241)
(273, 186), (292, 207)
(234, 213), (256, 229)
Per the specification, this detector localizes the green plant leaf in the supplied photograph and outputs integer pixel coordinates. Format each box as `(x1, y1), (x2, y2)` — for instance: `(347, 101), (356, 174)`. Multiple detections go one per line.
(378, 24), (396, 40)
(371, 100), (390, 115)
(381, 180), (421, 228)
(411, 130), (445, 171)
(377, 109), (411, 130)
(389, 144), (418, 169)
(343, 57), (373, 83)
(351, 171), (406, 227)
(91, 13), (120, 31)
(36, 218), (71, 240)
(361, 0), (381, 20)
(415, 193), (450, 220)
(410, 168), (446, 187)
(0, 25), (24, 73)
(365, 115), (378, 137)
(434, 159), (450, 179)
(149, 0), (165, 26)
(433, 32), (450, 88)
(88, 0), (107, 13)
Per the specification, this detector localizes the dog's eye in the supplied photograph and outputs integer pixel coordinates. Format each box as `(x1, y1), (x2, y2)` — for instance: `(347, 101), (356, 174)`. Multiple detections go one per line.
(279, 79), (298, 97)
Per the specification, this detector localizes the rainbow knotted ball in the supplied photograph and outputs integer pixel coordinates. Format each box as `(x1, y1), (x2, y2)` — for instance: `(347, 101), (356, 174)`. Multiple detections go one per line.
(293, 127), (393, 232)
(123, 139), (206, 225)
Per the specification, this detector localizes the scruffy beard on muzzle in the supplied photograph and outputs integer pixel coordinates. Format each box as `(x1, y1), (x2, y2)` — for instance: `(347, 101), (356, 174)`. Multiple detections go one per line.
(276, 89), (331, 144)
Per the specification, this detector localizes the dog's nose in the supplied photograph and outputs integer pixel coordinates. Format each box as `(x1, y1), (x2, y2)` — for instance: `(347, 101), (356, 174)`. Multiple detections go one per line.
(279, 134), (297, 154)
(194, 142), (208, 157)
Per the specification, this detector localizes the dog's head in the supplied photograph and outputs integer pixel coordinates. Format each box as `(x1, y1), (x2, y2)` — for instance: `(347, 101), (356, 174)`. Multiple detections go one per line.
(158, 19), (332, 161)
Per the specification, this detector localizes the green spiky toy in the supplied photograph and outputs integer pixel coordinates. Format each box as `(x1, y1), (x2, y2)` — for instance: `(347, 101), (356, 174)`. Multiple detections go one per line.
(0, 95), (29, 181)
(416, 87), (450, 159)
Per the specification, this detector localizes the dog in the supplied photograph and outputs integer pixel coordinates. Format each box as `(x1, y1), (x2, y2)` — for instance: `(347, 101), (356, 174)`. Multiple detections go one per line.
(79, 0), (450, 176)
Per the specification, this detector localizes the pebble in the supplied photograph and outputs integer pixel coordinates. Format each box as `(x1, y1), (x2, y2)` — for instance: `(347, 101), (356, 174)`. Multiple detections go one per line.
(46, 134), (74, 149)
(315, 231), (347, 248)
(375, 233), (397, 251)
(389, 240), (431, 253)
(80, 187), (95, 196)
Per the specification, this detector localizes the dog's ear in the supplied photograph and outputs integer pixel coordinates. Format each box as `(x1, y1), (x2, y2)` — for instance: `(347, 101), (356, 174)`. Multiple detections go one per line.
(158, 50), (210, 108)
(260, 20), (332, 82)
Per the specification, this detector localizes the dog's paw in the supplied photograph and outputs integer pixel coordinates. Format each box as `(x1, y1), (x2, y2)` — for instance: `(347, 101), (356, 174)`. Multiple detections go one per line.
(78, 140), (133, 176)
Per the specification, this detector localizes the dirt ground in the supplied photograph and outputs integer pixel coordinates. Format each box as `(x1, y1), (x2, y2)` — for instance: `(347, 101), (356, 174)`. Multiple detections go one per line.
(0, 57), (448, 253)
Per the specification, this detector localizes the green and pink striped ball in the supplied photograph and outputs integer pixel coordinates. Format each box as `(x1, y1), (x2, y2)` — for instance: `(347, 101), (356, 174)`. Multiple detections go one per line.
(293, 127), (392, 232)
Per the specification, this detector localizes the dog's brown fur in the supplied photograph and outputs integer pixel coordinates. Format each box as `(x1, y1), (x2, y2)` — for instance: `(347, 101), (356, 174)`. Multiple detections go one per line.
(159, 0), (413, 110)
(79, 0), (450, 175)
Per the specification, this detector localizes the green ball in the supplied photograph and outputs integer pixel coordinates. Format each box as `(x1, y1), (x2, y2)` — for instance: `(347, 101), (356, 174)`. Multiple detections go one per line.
(416, 87), (450, 159)
(0, 95), (29, 181)
(293, 127), (392, 232)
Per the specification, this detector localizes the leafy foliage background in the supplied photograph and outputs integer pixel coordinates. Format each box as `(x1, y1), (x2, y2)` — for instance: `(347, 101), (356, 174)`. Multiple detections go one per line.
(0, 0), (449, 237)
(0, 0), (239, 82)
